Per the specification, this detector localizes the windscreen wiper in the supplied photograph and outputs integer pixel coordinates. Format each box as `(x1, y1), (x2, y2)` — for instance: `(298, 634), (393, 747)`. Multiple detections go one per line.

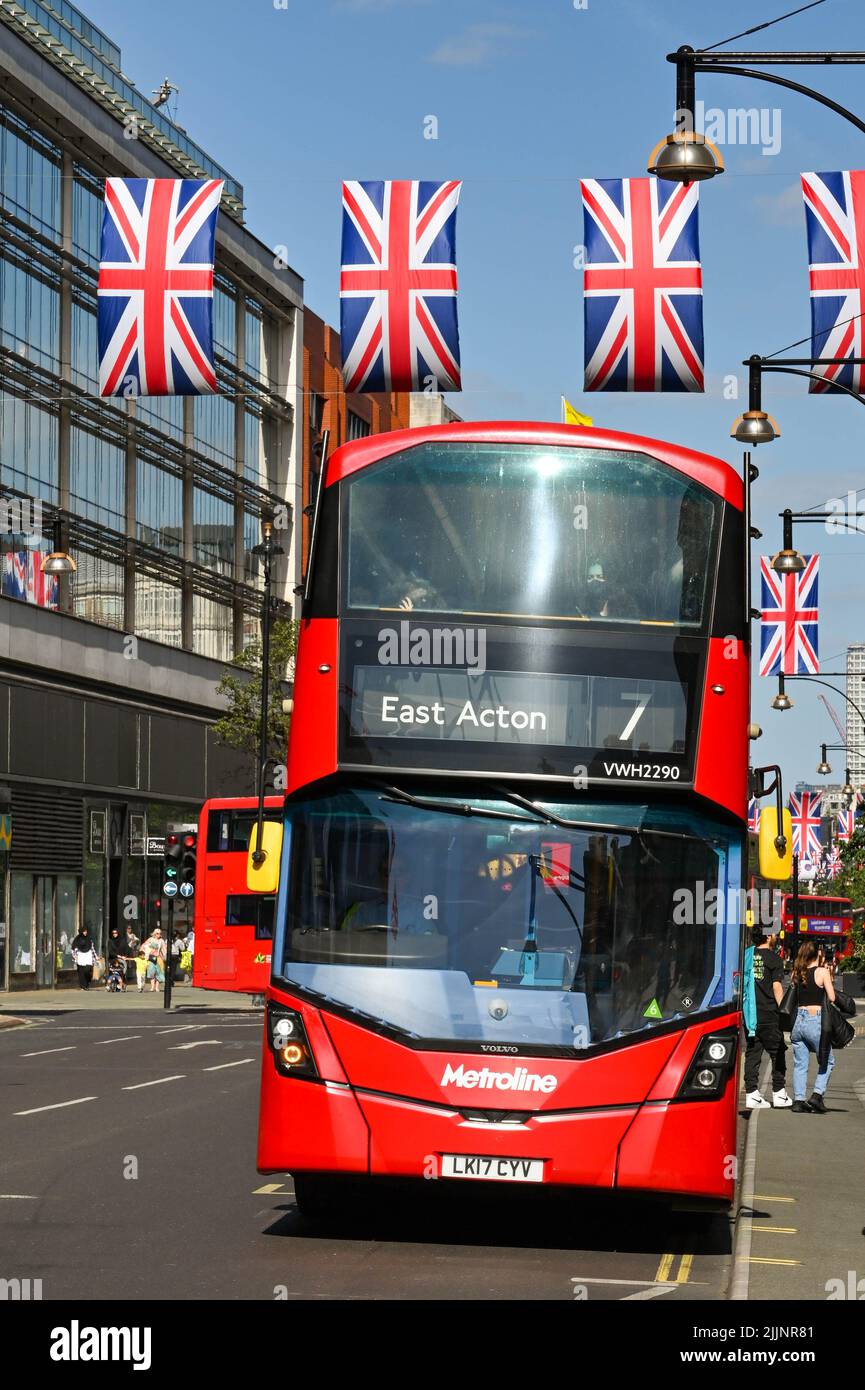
(496, 789), (706, 844)
(378, 783), (544, 824)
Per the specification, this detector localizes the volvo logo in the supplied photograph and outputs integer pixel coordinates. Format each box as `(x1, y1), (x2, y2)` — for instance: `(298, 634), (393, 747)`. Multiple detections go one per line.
(480, 1044), (518, 1054)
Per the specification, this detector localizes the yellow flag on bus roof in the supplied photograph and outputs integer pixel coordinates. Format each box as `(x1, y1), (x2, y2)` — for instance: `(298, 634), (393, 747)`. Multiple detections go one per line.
(562, 397), (593, 427)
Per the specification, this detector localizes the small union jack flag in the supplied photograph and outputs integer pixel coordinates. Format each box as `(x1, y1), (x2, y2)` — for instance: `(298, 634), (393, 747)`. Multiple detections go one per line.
(759, 555), (819, 676)
(789, 790), (824, 861)
(748, 799), (760, 834)
(2, 552), (58, 608)
(580, 177), (704, 392)
(98, 177), (223, 397)
(802, 170), (865, 395)
(340, 180), (462, 393)
(821, 846), (842, 877)
(836, 808), (856, 841)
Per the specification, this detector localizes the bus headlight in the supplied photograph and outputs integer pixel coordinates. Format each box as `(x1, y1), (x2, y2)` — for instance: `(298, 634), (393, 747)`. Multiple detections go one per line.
(677, 1028), (737, 1101)
(267, 1003), (317, 1079)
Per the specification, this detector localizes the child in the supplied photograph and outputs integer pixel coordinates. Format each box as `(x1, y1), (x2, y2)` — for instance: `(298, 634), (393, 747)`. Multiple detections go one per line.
(135, 950), (148, 994)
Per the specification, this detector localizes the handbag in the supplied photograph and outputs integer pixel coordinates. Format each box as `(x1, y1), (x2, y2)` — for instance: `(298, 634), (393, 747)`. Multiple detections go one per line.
(834, 989), (857, 1019)
(778, 981), (799, 1031)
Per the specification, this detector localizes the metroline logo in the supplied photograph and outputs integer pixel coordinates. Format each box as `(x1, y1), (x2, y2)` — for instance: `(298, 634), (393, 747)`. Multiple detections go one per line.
(440, 1062), (557, 1094)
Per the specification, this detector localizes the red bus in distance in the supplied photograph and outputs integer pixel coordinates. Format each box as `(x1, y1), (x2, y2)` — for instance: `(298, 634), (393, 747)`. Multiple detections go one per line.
(193, 796), (283, 994)
(779, 893), (854, 962)
(258, 421), (748, 1216)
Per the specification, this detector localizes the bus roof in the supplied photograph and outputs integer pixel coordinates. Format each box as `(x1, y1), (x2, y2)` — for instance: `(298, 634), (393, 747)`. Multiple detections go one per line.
(201, 796), (283, 811)
(325, 421), (743, 508)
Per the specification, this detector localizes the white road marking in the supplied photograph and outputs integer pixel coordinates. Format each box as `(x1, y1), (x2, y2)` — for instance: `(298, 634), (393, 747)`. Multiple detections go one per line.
(20, 1047), (76, 1057)
(94, 1036), (141, 1045)
(622, 1284), (677, 1301)
(169, 1040), (222, 1051)
(203, 1059), (255, 1071)
(0, 1194), (39, 1199)
(570, 1276), (677, 1288)
(157, 1025), (207, 1035)
(15, 1096), (97, 1115)
(122, 1075), (186, 1091)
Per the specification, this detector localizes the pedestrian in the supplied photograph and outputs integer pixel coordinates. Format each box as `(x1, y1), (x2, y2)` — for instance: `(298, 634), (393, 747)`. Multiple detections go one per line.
(134, 950), (148, 993)
(744, 927), (793, 1109)
(790, 941), (837, 1113)
(141, 927), (167, 992)
(71, 927), (97, 991)
(105, 928), (129, 993)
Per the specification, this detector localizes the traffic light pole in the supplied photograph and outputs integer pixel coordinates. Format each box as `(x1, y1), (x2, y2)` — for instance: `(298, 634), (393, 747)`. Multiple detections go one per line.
(163, 895), (174, 1010)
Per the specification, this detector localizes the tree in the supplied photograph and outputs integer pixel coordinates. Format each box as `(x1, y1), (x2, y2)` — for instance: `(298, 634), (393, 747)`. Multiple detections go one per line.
(212, 617), (297, 769)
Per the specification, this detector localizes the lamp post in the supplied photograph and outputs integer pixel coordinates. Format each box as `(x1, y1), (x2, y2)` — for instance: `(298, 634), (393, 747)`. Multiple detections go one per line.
(649, 44), (865, 184)
(251, 514), (284, 866)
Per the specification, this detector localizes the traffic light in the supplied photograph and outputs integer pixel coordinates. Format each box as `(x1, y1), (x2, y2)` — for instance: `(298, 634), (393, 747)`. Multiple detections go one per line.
(164, 833), (182, 883)
(181, 831), (197, 893)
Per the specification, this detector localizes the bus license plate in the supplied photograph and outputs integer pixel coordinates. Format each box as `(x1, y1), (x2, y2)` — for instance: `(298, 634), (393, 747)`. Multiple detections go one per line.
(440, 1154), (544, 1183)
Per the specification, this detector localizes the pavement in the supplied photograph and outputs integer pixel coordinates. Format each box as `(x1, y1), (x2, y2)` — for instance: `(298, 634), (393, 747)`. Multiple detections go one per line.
(732, 994), (865, 1301)
(0, 983), (259, 1019)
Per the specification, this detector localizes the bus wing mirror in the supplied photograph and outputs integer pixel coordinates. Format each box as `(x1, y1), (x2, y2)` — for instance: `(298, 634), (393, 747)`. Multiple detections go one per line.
(759, 807), (792, 881)
(247, 822), (283, 894)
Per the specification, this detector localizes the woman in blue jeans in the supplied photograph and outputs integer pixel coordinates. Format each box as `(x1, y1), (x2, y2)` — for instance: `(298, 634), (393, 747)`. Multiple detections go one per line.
(790, 942), (836, 1114)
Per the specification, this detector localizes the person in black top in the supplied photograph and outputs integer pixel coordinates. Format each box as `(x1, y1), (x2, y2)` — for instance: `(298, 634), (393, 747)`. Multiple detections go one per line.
(744, 927), (793, 1109)
(789, 942), (837, 1113)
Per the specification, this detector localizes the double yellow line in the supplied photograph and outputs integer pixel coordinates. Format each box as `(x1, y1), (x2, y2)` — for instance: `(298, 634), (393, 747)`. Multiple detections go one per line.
(655, 1252), (693, 1284)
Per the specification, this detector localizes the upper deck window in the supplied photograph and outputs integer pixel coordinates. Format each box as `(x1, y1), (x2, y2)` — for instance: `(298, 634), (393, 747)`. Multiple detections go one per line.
(344, 443), (718, 627)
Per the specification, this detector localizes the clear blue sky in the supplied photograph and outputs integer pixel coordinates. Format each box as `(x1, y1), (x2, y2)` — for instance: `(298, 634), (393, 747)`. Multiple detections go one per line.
(84, 0), (865, 789)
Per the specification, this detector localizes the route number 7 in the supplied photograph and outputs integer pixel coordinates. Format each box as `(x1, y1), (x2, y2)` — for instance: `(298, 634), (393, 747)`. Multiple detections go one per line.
(619, 692), (651, 741)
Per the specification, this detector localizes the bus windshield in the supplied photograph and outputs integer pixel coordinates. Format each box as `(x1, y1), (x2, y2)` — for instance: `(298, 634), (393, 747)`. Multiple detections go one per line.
(344, 443), (719, 627)
(275, 788), (734, 1049)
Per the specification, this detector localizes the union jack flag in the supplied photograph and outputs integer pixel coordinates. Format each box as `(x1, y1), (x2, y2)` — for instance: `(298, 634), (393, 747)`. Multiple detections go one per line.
(2, 552), (58, 608)
(836, 808), (856, 841)
(98, 178), (223, 397)
(748, 798), (760, 834)
(759, 554), (819, 676)
(340, 180), (462, 393)
(821, 846), (842, 877)
(580, 177), (704, 392)
(789, 790), (824, 861)
(802, 170), (865, 395)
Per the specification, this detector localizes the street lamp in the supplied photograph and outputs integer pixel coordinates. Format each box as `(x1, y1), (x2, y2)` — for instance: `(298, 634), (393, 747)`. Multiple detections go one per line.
(771, 509), (805, 575)
(817, 745), (832, 776)
(40, 515), (76, 575)
(251, 512), (284, 865)
(650, 44), (865, 188)
(771, 675), (793, 712)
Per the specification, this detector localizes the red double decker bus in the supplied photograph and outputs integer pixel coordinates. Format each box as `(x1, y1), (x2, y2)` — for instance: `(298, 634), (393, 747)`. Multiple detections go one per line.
(779, 893), (854, 963)
(257, 421), (751, 1215)
(193, 796), (282, 993)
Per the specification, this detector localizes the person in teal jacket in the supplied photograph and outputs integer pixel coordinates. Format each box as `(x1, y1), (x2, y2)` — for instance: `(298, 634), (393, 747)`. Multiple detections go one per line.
(743, 942), (757, 1039)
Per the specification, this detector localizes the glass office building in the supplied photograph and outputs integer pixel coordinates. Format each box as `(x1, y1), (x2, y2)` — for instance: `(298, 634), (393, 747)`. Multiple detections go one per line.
(0, 1), (304, 988)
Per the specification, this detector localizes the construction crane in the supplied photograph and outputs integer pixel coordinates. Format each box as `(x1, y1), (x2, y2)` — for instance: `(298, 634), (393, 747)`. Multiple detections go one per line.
(819, 693), (848, 748)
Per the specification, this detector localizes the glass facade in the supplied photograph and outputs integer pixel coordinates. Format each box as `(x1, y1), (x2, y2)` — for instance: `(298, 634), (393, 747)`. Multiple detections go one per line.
(137, 458), (183, 554)
(0, 108), (61, 237)
(193, 593), (233, 661)
(70, 427), (126, 531)
(0, 396), (59, 500)
(0, 254), (60, 371)
(193, 487), (234, 575)
(0, 89), (290, 663)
